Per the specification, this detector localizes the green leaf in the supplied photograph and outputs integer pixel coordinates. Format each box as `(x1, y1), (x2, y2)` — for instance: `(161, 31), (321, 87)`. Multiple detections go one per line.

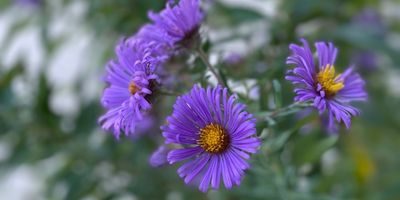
(293, 134), (338, 165)
(272, 79), (282, 108)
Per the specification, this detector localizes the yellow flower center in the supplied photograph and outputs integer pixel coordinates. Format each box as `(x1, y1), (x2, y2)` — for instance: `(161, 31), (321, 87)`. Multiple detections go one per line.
(129, 82), (139, 95)
(317, 65), (344, 97)
(198, 123), (229, 153)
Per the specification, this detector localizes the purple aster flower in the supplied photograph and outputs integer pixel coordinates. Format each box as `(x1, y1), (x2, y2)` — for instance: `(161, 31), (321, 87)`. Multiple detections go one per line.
(98, 38), (168, 139)
(350, 8), (386, 72)
(15, 0), (41, 7)
(352, 8), (386, 38)
(149, 145), (170, 167)
(137, 0), (204, 48)
(352, 51), (378, 72)
(223, 52), (243, 65)
(286, 39), (367, 130)
(128, 116), (156, 140)
(162, 85), (260, 192)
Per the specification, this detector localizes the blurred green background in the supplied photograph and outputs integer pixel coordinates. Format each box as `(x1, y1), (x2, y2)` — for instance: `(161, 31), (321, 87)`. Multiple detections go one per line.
(0, 0), (400, 199)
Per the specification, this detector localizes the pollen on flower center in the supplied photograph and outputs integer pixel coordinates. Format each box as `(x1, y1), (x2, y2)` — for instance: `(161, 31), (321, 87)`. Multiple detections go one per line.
(129, 82), (140, 94)
(198, 123), (230, 153)
(317, 65), (344, 96)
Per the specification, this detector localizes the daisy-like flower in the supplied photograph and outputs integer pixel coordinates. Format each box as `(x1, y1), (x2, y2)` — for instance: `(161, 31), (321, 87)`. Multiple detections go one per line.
(286, 39), (367, 130)
(98, 38), (168, 139)
(162, 85), (260, 192)
(137, 0), (204, 47)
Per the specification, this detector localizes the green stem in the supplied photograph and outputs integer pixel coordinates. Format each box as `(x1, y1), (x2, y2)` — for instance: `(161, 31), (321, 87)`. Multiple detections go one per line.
(258, 102), (312, 119)
(196, 48), (227, 88)
(158, 89), (180, 96)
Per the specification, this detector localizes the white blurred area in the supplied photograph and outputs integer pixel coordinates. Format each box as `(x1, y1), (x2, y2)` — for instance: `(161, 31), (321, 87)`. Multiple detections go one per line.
(205, 0), (279, 97)
(209, 0), (278, 60)
(0, 0), (108, 119)
(0, 0), (109, 199)
(219, 0), (278, 18)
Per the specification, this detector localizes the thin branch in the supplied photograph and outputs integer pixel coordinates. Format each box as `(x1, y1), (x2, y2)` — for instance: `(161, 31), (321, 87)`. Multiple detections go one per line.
(158, 89), (181, 96)
(196, 48), (227, 88)
(257, 102), (312, 119)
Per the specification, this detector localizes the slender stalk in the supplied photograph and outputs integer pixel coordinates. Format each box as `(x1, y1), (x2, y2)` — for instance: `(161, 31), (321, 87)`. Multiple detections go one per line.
(258, 102), (312, 119)
(196, 48), (227, 88)
(158, 89), (180, 96)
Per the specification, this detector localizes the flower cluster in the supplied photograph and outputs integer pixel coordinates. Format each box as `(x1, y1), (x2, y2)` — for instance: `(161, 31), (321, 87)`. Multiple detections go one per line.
(98, 0), (368, 193)
(99, 0), (203, 138)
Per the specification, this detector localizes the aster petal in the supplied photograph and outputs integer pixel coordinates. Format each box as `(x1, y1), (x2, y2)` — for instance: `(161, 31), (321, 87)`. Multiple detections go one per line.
(315, 41), (338, 70)
(231, 138), (261, 153)
(220, 154), (233, 189)
(101, 86), (130, 108)
(177, 154), (210, 184)
(184, 155), (210, 184)
(168, 147), (203, 164)
(210, 156), (221, 189)
(337, 72), (368, 102)
(222, 151), (246, 187)
(145, 0), (203, 44)
(226, 103), (246, 132)
(199, 155), (218, 192)
(287, 39), (316, 76)
(149, 145), (169, 167)
(327, 100), (360, 128)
